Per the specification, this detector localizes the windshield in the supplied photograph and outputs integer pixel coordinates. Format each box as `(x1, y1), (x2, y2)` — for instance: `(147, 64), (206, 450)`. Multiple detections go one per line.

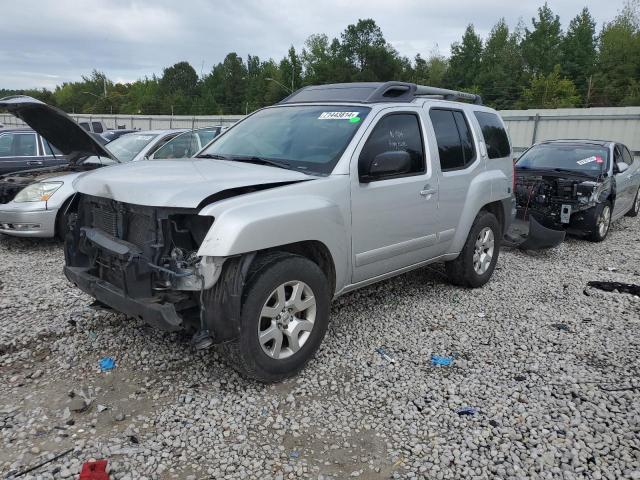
(199, 105), (370, 174)
(517, 144), (609, 176)
(105, 133), (157, 162)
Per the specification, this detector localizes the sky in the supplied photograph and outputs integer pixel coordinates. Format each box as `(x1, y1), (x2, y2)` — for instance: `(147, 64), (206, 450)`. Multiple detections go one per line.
(0, 0), (627, 90)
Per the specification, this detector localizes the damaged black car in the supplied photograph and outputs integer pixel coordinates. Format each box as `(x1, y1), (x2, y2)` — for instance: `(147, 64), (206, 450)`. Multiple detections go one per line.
(511, 140), (640, 247)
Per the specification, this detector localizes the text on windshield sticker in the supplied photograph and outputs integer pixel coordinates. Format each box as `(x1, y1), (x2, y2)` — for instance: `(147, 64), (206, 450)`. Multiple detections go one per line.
(577, 155), (603, 165)
(318, 112), (361, 120)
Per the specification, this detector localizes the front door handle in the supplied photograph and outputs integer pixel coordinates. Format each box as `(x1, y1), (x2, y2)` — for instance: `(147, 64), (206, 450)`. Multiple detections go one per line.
(27, 161), (43, 166)
(420, 188), (437, 197)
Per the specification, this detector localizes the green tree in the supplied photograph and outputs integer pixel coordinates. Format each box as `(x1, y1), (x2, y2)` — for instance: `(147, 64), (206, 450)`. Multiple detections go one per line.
(160, 62), (198, 96)
(592, 1), (640, 105)
(561, 8), (597, 100)
(520, 66), (581, 108)
(445, 24), (483, 89)
(522, 3), (563, 75)
(478, 19), (525, 109)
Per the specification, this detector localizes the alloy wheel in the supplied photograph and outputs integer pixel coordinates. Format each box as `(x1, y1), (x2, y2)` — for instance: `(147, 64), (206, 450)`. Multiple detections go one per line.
(258, 281), (317, 360)
(473, 227), (495, 275)
(598, 205), (611, 237)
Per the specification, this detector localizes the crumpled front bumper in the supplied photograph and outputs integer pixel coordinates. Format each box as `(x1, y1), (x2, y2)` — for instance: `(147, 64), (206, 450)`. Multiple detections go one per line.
(504, 215), (566, 250)
(64, 265), (184, 331)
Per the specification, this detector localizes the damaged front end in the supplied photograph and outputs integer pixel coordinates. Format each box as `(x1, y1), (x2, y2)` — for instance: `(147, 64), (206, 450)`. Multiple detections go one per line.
(506, 170), (611, 249)
(63, 194), (221, 332)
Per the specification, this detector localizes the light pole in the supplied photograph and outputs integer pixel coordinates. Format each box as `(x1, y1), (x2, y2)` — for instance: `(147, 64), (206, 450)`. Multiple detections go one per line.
(265, 77), (293, 94)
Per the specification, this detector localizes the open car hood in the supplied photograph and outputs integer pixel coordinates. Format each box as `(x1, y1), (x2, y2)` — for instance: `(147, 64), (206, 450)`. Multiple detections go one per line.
(0, 96), (117, 163)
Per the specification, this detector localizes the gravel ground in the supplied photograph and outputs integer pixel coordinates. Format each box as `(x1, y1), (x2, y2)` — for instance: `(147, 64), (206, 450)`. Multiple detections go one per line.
(1, 216), (639, 480)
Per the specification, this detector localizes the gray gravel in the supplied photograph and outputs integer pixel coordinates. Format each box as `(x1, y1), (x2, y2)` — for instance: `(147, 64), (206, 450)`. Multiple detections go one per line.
(1, 216), (639, 479)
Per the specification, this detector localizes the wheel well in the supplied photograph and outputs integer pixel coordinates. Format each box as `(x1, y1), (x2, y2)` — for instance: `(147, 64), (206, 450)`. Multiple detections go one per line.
(263, 241), (336, 295)
(54, 197), (74, 239)
(481, 201), (506, 235)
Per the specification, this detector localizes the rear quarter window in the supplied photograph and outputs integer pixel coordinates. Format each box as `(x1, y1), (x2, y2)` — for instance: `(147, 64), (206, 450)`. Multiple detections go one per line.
(474, 111), (511, 159)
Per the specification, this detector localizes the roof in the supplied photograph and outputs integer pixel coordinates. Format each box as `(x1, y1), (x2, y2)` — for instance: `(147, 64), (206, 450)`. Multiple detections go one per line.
(279, 82), (482, 105)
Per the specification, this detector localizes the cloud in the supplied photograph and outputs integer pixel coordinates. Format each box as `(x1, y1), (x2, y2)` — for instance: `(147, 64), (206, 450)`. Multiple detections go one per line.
(0, 0), (626, 89)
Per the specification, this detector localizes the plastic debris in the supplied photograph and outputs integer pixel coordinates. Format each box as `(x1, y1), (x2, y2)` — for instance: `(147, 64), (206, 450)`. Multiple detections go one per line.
(477, 312), (486, 318)
(431, 355), (454, 367)
(551, 323), (570, 332)
(289, 450), (300, 459)
(375, 346), (395, 363)
(456, 406), (478, 416)
(98, 357), (116, 372)
(587, 280), (640, 296)
(97, 405), (108, 413)
(79, 459), (110, 480)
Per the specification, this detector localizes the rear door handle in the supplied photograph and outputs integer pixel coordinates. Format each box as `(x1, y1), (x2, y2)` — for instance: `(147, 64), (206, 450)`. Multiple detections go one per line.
(27, 161), (43, 166)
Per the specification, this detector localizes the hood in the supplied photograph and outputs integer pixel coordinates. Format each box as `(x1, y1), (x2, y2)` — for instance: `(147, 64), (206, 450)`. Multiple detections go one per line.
(0, 96), (116, 163)
(74, 158), (314, 208)
(0, 163), (93, 184)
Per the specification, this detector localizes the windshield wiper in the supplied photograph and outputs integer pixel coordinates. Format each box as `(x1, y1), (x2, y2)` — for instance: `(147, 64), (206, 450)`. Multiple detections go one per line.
(196, 153), (232, 160)
(228, 156), (291, 170)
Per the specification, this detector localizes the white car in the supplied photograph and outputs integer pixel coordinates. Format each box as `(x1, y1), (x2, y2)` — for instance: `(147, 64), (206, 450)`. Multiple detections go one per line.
(0, 97), (186, 238)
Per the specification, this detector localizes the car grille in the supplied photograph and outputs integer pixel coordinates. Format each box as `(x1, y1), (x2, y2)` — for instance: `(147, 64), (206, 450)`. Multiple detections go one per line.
(88, 198), (155, 249)
(92, 204), (119, 237)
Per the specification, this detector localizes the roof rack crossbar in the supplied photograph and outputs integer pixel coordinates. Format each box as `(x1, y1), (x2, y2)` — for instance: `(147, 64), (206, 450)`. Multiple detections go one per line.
(414, 85), (482, 105)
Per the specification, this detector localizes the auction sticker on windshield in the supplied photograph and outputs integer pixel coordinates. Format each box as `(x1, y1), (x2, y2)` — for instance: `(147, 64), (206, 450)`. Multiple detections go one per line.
(577, 155), (603, 166)
(318, 111), (361, 120)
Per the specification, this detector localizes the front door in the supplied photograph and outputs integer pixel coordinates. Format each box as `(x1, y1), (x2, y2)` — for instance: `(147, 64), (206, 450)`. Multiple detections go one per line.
(613, 144), (633, 216)
(350, 109), (440, 283)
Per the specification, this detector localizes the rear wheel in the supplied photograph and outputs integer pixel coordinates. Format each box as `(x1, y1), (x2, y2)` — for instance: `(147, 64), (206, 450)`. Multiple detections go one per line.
(626, 188), (640, 217)
(445, 210), (501, 288)
(588, 201), (611, 242)
(221, 252), (330, 383)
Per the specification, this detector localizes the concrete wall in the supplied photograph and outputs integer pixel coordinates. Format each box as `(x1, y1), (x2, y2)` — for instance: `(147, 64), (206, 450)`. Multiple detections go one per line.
(500, 107), (640, 156)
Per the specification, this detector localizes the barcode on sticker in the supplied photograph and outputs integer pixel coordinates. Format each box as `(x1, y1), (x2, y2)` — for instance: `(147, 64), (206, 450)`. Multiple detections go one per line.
(318, 112), (360, 120)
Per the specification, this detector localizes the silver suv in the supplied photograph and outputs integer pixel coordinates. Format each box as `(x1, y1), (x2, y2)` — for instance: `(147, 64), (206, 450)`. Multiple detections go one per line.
(61, 82), (515, 382)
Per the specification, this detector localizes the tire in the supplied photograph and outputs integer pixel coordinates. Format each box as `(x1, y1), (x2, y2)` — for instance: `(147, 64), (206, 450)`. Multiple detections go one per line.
(588, 200), (612, 242)
(626, 188), (640, 217)
(221, 252), (330, 383)
(445, 210), (501, 288)
(55, 202), (71, 241)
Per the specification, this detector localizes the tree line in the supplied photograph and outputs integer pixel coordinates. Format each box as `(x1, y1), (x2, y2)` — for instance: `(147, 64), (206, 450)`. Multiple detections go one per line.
(2, 1), (639, 115)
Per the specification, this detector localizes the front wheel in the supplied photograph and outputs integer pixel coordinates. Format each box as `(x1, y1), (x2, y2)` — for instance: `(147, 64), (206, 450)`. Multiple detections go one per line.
(222, 252), (330, 383)
(588, 201), (612, 242)
(445, 210), (501, 288)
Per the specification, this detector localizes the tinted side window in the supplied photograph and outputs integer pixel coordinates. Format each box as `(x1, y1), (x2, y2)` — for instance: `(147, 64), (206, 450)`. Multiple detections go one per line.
(453, 111), (476, 164)
(429, 109), (464, 170)
(13, 134), (37, 156)
(0, 133), (13, 156)
(622, 146), (633, 165)
(359, 113), (425, 177)
(92, 121), (104, 133)
(79, 122), (90, 131)
(474, 111), (511, 159)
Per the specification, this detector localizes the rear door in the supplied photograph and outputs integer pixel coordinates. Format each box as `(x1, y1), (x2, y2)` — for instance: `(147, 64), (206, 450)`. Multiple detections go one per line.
(0, 131), (42, 175)
(427, 107), (483, 250)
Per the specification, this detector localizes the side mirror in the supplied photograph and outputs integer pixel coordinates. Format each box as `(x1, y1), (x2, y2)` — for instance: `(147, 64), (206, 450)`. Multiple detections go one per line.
(359, 151), (411, 182)
(616, 161), (629, 174)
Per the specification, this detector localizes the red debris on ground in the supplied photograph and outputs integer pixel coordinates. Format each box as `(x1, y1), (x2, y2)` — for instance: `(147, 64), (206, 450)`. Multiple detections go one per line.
(79, 460), (110, 480)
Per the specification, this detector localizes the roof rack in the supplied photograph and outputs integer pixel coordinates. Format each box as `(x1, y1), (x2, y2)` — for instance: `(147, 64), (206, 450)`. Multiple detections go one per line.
(278, 82), (482, 105)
